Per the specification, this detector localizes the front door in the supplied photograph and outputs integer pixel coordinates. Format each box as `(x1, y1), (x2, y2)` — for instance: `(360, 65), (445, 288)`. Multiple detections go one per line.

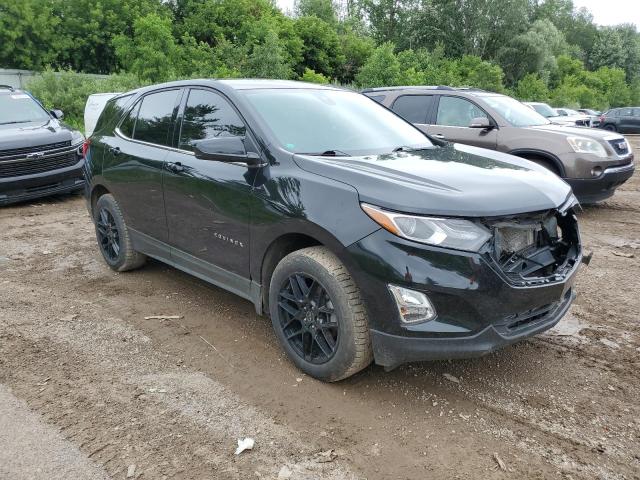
(102, 88), (182, 243)
(425, 95), (498, 150)
(163, 87), (256, 280)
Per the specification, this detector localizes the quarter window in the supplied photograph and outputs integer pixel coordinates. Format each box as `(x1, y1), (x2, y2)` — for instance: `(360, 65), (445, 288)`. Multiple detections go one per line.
(133, 90), (180, 146)
(392, 95), (432, 124)
(436, 96), (487, 127)
(119, 101), (139, 138)
(179, 89), (246, 152)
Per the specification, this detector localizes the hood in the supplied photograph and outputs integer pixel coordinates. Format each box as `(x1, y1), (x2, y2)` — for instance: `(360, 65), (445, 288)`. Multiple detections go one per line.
(293, 143), (572, 217)
(529, 123), (624, 141)
(0, 119), (80, 151)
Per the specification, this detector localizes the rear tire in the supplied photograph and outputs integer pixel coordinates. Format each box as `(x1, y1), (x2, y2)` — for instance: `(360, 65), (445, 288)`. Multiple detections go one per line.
(94, 194), (146, 272)
(268, 246), (373, 382)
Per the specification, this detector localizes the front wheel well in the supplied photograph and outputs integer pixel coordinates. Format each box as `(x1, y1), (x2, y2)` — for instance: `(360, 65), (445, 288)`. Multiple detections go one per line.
(513, 151), (564, 177)
(260, 234), (323, 314)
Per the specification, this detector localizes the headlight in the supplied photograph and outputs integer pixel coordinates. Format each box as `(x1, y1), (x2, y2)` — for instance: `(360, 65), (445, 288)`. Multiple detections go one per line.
(361, 203), (491, 252)
(566, 136), (607, 158)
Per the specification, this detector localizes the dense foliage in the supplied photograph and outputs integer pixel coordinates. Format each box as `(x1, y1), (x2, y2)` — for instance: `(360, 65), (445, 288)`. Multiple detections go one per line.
(5, 0), (640, 123)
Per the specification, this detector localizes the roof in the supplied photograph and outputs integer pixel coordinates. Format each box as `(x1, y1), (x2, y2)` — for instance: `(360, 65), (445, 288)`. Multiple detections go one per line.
(361, 85), (489, 94)
(218, 79), (341, 90)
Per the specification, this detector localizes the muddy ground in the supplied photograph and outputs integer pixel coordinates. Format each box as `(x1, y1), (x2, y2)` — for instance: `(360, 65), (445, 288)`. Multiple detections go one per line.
(1, 138), (639, 480)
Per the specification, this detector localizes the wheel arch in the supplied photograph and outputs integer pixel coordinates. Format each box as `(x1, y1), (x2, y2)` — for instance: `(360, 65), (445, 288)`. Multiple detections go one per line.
(508, 149), (566, 177)
(90, 183), (111, 216)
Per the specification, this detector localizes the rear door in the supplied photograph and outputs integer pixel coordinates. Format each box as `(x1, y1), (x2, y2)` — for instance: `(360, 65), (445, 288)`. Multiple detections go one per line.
(102, 88), (182, 243)
(163, 87), (256, 281)
(390, 94), (435, 132)
(424, 95), (498, 150)
(618, 108), (634, 133)
(631, 108), (640, 134)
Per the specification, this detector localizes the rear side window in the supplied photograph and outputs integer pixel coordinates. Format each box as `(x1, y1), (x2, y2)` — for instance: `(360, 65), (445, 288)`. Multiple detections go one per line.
(392, 95), (432, 124)
(178, 89), (246, 152)
(96, 94), (133, 134)
(367, 95), (386, 104)
(620, 108), (633, 117)
(436, 96), (486, 127)
(119, 101), (139, 138)
(633, 108), (640, 116)
(133, 89), (181, 146)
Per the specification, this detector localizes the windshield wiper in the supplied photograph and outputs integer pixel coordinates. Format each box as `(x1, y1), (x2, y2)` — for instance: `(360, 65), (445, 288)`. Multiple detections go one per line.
(0, 120), (32, 125)
(392, 145), (434, 153)
(300, 149), (351, 157)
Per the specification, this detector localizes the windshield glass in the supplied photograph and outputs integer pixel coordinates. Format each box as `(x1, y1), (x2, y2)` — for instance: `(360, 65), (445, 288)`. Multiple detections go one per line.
(481, 95), (550, 127)
(564, 108), (580, 116)
(240, 89), (432, 155)
(0, 93), (50, 125)
(529, 103), (557, 118)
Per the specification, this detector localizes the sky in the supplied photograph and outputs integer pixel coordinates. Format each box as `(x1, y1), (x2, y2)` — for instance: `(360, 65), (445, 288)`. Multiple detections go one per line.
(276, 0), (640, 29)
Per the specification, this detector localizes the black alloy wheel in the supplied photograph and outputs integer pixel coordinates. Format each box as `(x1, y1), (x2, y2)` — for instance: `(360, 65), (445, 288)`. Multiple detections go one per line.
(96, 207), (120, 262)
(277, 273), (339, 364)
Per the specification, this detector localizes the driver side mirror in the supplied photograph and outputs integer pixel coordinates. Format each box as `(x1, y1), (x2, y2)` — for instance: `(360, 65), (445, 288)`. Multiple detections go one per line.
(469, 117), (492, 129)
(50, 109), (64, 120)
(193, 136), (263, 167)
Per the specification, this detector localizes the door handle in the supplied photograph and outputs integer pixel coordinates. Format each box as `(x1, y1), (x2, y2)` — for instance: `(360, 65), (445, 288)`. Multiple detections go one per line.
(109, 146), (121, 156)
(167, 162), (185, 173)
(433, 134), (445, 139)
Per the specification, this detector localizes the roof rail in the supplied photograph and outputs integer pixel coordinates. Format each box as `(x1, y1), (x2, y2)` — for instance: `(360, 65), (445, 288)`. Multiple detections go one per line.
(0, 84), (16, 91)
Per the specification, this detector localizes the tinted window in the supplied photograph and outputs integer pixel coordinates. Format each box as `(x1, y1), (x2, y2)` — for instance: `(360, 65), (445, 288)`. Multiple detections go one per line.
(620, 108), (633, 116)
(436, 96), (486, 127)
(392, 95), (432, 123)
(633, 108), (640, 116)
(132, 89), (180, 146)
(96, 94), (133, 133)
(241, 89), (432, 156)
(179, 89), (246, 152)
(367, 95), (386, 104)
(119, 101), (140, 138)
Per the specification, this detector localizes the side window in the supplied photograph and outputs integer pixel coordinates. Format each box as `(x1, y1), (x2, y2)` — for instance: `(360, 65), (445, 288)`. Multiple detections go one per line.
(620, 108), (633, 117)
(119, 101), (139, 138)
(392, 95), (432, 124)
(367, 95), (386, 104)
(178, 89), (246, 152)
(436, 96), (486, 127)
(132, 89), (180, 146)
(633, 108), (640, 116)
(97, 94), (133, 134)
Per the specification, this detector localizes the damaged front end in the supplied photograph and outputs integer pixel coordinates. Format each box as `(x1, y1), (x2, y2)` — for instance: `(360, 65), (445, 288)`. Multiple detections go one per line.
(484, 198), (582, 287)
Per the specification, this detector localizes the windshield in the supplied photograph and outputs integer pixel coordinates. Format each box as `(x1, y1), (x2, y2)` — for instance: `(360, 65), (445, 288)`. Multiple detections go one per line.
(564, 108), (580, 116)
(240, 88), (432, 155)
(481, 95), (550, 127)
(529, 103), (558, 118)
(0, 93), (50, 125)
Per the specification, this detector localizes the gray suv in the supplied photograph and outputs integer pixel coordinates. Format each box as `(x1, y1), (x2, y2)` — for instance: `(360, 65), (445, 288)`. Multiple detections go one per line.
(364, 86), (635, 203)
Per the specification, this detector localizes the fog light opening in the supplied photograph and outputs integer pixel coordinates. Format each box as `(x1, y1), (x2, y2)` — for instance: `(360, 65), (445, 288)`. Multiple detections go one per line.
(388, 285), (436, 324)
(591, 166), (602, 177)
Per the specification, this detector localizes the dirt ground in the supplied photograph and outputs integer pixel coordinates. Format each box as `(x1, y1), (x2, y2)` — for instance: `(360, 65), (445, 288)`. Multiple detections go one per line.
(1, 139), (639, 480)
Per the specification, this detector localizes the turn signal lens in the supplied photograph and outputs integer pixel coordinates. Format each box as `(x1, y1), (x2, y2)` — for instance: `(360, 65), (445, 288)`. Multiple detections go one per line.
(388, 285), (436, 323)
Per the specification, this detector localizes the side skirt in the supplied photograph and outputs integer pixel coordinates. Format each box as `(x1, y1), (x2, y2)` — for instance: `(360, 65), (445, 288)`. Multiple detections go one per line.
(129, 229), (263, 315)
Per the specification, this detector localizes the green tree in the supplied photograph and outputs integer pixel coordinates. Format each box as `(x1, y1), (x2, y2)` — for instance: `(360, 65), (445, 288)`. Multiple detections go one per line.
(515, 73), (549, 101)
(113, 13), (179, 82)
(301, 68), (330, 83)
(0, 0), (59, 70)
(246, 31), (294, 79)
(355, 42), (401, 87)
(293, 16), (345, 78)
(295, 0), (338, 24)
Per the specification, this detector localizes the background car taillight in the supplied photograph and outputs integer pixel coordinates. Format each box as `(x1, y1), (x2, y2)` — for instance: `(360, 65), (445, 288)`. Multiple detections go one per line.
(599, 114), (605, 124)
(82, 139), (91, 158)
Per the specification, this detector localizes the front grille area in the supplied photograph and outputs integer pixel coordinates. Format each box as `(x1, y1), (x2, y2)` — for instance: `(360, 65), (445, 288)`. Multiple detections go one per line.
(0, 141), (71, 160)
(485, 207), (581, 286)
(608, 139), (630, 156)
(0, 151), (80, 178)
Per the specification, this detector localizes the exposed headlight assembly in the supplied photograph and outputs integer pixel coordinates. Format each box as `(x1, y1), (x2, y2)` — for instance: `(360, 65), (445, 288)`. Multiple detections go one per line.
(566, 136), (607, 158)
(361, 203), (491, 252)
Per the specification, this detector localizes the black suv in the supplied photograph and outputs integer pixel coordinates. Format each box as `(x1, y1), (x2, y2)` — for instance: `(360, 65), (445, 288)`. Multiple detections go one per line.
(86, 80), (582, 381)
(0, 85), (85, 205)
(599, 107), (640, 134)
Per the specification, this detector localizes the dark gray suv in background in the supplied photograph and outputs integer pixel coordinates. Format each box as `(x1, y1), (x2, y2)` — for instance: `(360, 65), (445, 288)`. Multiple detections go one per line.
(365, 86), (634, 203)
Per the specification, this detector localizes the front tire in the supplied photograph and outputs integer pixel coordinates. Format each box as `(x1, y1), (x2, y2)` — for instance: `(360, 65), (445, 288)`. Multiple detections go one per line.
(94, 194), (146, 272)
(268, 247), (373, 382)
(604, 124), (617, 132)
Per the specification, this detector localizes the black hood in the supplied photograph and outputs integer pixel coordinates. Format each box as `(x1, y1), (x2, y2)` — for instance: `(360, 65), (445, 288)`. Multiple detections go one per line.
(294, 143), (573, 217)
(0, 119), (80, 150)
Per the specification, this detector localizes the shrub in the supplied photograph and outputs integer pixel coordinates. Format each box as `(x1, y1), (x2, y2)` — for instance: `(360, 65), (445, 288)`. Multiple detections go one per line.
(300, 68), (329, 84)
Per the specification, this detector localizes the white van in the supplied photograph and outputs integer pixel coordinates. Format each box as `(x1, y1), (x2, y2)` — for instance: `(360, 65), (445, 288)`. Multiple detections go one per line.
(84, 93), (120, 137)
